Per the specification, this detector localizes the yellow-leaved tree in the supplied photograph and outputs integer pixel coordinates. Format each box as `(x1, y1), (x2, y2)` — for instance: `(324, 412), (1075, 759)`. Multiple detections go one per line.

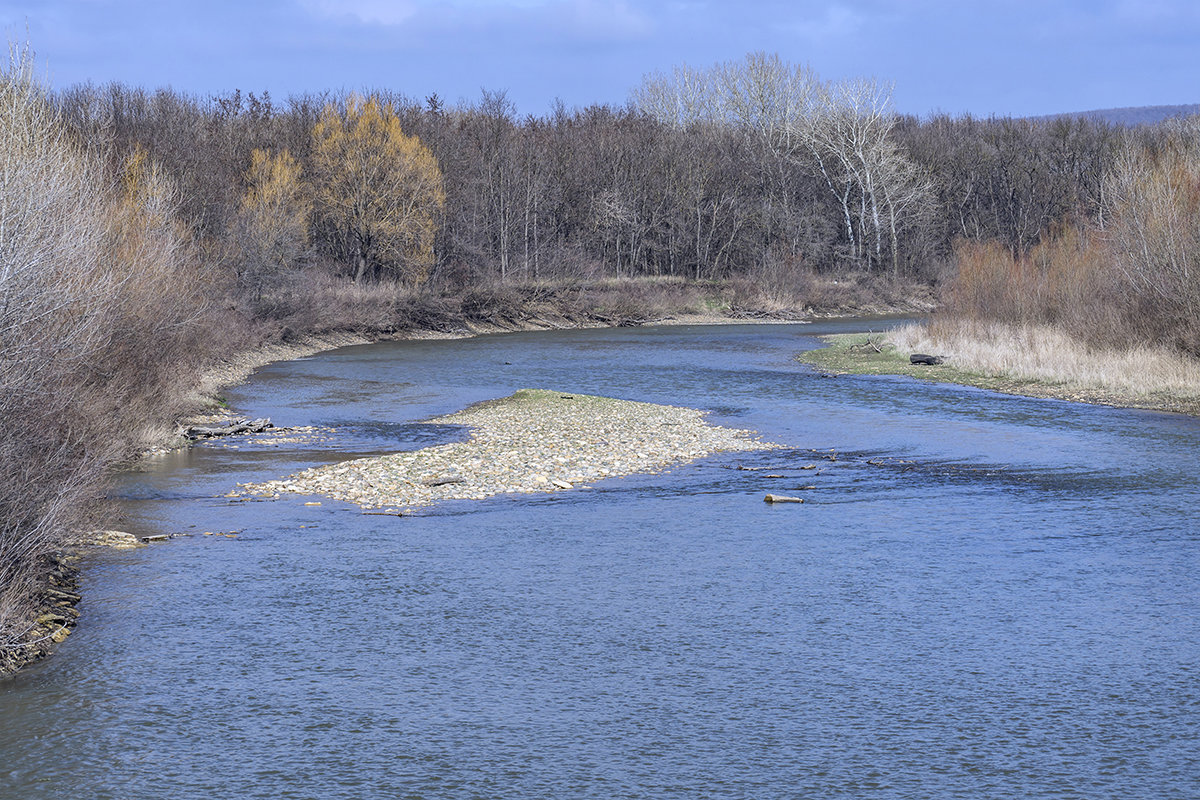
(237, 148), (311, 298)
(311, 94), (445, 284)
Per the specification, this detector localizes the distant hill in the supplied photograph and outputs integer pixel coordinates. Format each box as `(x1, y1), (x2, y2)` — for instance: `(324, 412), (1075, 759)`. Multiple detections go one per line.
(1034, 104), (1200, 126)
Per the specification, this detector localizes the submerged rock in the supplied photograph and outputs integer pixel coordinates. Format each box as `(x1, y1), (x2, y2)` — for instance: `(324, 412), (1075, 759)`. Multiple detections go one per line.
(764, 494), (805, 504)
(84, 530), (143, 549)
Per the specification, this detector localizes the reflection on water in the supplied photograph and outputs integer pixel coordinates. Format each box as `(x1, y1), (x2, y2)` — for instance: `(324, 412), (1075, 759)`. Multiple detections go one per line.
(2, 321), (1199, 800)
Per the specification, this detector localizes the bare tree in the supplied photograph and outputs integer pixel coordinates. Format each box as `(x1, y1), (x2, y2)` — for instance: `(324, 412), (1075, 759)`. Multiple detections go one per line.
(634, 53), (931, 274)
(1105, 127), (1200, 321)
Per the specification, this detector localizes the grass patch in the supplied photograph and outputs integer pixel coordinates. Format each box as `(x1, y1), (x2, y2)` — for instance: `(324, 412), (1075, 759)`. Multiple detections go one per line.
(461, 388), (622, 415)
(799, 324), (1200, 415)
(797, 332), (1022, 388)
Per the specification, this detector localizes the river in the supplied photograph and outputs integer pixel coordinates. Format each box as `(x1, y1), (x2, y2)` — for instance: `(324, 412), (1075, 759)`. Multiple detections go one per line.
(2, 321), (1199, 799)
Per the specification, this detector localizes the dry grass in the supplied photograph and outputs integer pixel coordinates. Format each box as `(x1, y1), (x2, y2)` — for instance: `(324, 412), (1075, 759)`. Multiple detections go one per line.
(249, 271), (828, 339)
(888, 319), (1200, 403)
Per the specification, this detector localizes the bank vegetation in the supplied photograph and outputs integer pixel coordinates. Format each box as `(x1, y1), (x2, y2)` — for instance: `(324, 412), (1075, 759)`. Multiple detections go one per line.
(877, 116), (1200, 406)
(3, 43), (1199, 668)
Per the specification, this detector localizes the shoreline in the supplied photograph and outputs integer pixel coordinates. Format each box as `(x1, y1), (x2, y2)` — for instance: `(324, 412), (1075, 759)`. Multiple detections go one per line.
(0, 552), (81, 677)
(192, 312), (803, 397)
(798, 328), (1200, 417)
(170, 311), (816, 442)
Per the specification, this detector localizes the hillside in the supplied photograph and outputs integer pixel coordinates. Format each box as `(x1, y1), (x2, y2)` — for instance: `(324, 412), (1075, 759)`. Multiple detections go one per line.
(1036, 103), (1199, 125)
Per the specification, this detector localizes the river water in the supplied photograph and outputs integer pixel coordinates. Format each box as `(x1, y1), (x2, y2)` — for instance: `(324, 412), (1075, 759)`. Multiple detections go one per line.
(2, 321), (1199, 799)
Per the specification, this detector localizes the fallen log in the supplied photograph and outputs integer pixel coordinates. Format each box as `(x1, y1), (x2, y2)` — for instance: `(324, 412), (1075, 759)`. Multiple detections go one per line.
(910, 354), (944, 366)
(185, 417), (274, 439)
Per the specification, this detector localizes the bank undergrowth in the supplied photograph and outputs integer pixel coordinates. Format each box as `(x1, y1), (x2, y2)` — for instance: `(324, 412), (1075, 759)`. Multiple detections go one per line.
(0, 46), (221, 667)
(879, 117), (1200, 409)
(890, 321), (1200, 410)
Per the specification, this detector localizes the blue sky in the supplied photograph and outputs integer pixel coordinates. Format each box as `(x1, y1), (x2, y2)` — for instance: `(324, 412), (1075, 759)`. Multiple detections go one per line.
(2, 0), (1196, 117)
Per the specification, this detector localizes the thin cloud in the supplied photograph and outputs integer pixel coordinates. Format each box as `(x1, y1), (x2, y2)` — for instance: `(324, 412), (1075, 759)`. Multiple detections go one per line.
(782, 3), (865, 42)
(1, 0), (1195, 116)
(299, 0), (654, 40)
(299, 0), (418, 26)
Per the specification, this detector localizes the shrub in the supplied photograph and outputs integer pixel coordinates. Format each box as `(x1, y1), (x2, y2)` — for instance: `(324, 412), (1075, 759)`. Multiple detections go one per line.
(0, 44), (216, 656)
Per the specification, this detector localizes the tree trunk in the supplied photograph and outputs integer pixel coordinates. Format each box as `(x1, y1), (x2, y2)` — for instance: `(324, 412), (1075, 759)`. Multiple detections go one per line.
(353, 248), (369, 283)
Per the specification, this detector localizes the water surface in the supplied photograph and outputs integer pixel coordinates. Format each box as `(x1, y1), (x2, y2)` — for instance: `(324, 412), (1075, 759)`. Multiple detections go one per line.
(3, 321), (1198, 799)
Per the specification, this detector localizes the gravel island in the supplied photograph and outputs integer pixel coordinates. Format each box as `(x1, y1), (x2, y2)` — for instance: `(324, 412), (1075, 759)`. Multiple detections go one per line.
(237, 389), (777, 510)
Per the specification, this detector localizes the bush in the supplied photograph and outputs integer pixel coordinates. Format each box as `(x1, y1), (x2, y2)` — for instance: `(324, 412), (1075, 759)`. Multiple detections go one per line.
(0, 44), (217, 655)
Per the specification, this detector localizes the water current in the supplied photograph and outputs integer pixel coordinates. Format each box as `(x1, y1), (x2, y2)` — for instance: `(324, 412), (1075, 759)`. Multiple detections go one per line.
(2, 321), (1198, 799)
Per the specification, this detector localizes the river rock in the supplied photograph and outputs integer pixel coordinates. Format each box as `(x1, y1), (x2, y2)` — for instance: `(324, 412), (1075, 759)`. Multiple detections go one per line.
(85, 530), (144, 549)
(238, 389), (779, 511)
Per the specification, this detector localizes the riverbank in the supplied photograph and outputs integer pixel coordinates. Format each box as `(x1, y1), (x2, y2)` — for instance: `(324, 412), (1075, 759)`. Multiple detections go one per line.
(798, 320), (1200, 415)
(0, 552), (81, 676)
(237, 389), (778, 510)
(177, 272), (935, 432)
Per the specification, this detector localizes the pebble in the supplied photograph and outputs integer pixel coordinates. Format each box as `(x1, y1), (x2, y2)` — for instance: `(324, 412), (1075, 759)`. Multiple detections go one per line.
(238, 389), (778, 511)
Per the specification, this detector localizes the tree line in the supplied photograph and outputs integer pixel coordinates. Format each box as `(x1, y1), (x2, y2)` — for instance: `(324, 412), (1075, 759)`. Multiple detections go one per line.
(942, 115), (1200, 353)
(49, 52), (1139, 300)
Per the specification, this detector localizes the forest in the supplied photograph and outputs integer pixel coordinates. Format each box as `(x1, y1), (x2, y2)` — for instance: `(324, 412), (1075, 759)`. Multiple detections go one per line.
(3, 46), (1199, 663)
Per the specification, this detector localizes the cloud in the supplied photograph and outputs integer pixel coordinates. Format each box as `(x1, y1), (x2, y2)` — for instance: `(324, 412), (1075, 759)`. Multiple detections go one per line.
(784, 3), (865, 41)
(300, 0), (418, 26)
(3, 0), (1195, 117)
(1115, 0), (1200, 22)
(298, 0), (653, 41)
(554, 0), (654, 39)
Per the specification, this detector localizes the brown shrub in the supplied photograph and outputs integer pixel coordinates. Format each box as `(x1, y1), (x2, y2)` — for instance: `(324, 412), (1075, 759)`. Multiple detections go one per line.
(0, 45), (220, 657)
(942, 122), (1200, 356)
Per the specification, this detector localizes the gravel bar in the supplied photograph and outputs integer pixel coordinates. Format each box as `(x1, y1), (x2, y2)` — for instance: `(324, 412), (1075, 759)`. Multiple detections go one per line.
(236, 388), (778, 510)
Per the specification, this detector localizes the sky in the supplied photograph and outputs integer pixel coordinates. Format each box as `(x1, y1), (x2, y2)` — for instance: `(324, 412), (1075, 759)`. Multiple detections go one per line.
(1, 0), (1197, 118)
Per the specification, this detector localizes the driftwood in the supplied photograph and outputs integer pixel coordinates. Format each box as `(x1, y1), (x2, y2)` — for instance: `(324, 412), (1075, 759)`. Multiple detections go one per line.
(185, 417), (274, 439)
(589, 313), (654, 327)
(43, 587), (82, 604)
(764, 494), (805, 504)
(423, 477), (465, 487)
(909, 354), (944, 366)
